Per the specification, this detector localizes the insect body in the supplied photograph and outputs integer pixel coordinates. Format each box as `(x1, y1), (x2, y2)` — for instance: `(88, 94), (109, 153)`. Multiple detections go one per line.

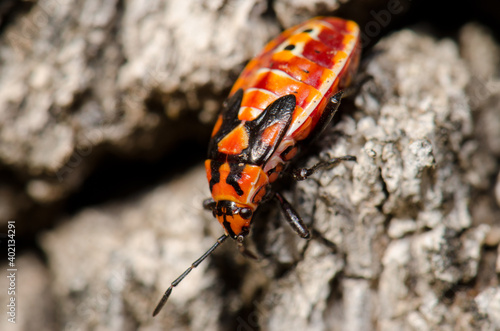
(153, 17), (360, 316)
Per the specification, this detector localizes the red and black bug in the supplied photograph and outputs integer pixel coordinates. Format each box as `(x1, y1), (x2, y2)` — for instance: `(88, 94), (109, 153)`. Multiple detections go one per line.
(153, 16), (360, 316)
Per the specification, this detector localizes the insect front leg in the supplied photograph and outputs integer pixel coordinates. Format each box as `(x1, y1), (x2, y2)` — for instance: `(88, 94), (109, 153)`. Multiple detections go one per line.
(275, 192), (310, 239)
(292, 155), (357, 181)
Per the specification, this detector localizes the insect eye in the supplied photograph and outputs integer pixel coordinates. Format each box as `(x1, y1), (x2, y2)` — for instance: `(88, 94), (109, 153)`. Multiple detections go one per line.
(239, 208), (253, 220)
(203, 199), (216, 211)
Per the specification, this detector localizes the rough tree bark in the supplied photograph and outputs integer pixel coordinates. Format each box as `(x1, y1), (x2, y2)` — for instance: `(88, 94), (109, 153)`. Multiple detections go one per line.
(0, 1), (499, 331)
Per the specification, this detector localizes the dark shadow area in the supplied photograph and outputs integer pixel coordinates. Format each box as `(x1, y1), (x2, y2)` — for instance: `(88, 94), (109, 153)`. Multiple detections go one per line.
(64, 139), (207, 214)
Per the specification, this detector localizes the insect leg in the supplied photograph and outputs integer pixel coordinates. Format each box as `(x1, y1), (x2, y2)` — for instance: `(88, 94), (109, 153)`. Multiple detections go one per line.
(236, 238), (260, 260)
(275, 192), (310, 239)
(341, 71), (373, 98)
(301, 90), (344, 145)
(292, 155), (356, 181)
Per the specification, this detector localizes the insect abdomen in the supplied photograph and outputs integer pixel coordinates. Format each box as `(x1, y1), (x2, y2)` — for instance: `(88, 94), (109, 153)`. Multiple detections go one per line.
(231, 17), (360, 142)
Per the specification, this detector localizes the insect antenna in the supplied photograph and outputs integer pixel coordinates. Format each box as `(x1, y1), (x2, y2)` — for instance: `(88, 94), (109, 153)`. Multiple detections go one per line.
(152, 233), (229, 316)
